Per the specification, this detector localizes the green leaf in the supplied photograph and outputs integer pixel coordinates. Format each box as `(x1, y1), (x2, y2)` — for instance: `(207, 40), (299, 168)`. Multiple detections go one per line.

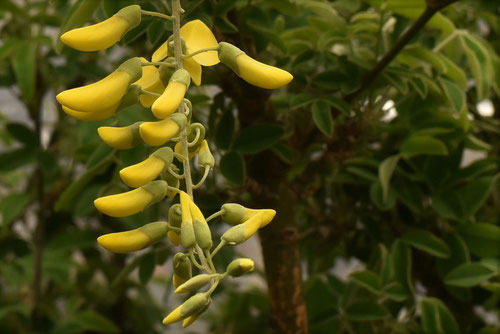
(290, 93), (316, 109)
(11, 41), (36, 102)
(0, 193), (32, 229)
(460, 34), (492, 101)
(54, 157), (112, 212)
(391, 240), (413, 295)
(271, 143), (294, 164)
(458, 223), (500, 258)
(402, 230), (450, 259)
(440, 78), (465, 113)
(384, 282), (407, 302)
(233, 124), (284, 154)
(220, 151), (245, 185)
(322, 96), (351, 115)
(370, 181), (396, 210)
(0, 39), (22, 62)
(147, 19), (166, 47)
(311, 100), (333, 137)
(139, 252), (156, 285)
(0, 147), (36, 172)
(74, 311), (119, 333)
(345, 300), (388, 321)
(401, 44), (446, 72)
(444, 262), (495, 287)
(438, 53), (468, 89)
(378, 155), (399, 203)
(419, 297), (460, 334)
(215, 110), (235, 151)
(350, 270), (382, 294)
(57, 0), (103, 53)
(6, 123), (37, 146)
(400, 136), (448, 158)
(459, 176), (497, 218)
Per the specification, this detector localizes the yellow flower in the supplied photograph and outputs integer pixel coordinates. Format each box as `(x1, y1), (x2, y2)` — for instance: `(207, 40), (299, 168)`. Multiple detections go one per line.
(60, 5), (141, 51)
(151, 69), (190, 119)
(94, 180), (168, 217)
(218, 42), (293, 89)
(57, 58), (142, 112)
(226, 258), (255, 277)
(162, 293), (210, 325)
(180, 191), (196, 249)
(98, 122), (141, 149)
(119, 147), (173, 188)
(97, 221), (168, 253)
(134, 58), (165, 108)
(139, 113), (187, 146)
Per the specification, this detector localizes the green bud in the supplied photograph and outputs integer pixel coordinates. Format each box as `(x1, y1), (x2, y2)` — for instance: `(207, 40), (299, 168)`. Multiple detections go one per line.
(169, 112), (188, 131)
(175, 274), (213, 293)
(193, 219), (213, 250)
(180, 293), (211, 318)
(221, 203), (247, 225)
(220, 224), (246, 245)
(118, 84), (141, 109)
(114, 5), (142, 31)
(218, 42), (245, 76)
(173, 253), (192, 288)
(168, 204), (182, 228)
(197, 140), (214, 168)
(226, 258), (255, 277)
(129, 121), (143, 147)
(151, 146), (174, 166)
(170, 68), (191, 87)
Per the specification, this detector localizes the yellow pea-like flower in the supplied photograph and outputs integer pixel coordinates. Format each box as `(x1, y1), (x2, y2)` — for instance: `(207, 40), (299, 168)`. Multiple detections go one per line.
(98, 122), (141, 149)
(221, 212), (268, 245)
(62, 104), (117, 122)
(139, 113), (187, 146)
(182, 304), (210, 328)
(97, 221), (168, 253)
(119, 147), (173, 188)
(221, 204), (276, 227)
(152, 69), (190, 119)
(180, 20), (220, 66)
(60, 5), (141, 52)
(94, 180), (168, 217)
(218, 42), (293, 89)
(172, 253), (192, 288)
(190, 200), (213, 249)
(152, 39), (201, 86)
(197, 140), (214, 168)
(134, 59), (165, 107)
(56, 57), (142, 112)
(163, 293), (210, 325)
(175, 274), (212, 293)
(180, 191), (196, 249)
(226, 258), (255, 277)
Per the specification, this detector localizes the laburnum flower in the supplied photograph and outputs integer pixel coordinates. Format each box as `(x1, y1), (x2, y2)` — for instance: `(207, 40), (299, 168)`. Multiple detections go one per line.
(152, 20), (219, 86)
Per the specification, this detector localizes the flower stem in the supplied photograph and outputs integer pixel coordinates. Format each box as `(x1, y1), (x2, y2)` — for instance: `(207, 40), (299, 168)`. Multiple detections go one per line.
(140, 9), (173, 21)
(183, 46), (220, 59)
(206, 210), (223, 222)
(141, 61), (175, 67)
(193, 165), (211, 189)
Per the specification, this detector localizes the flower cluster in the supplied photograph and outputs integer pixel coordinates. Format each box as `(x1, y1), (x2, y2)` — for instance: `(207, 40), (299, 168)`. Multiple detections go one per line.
(58, 2), (291, 328)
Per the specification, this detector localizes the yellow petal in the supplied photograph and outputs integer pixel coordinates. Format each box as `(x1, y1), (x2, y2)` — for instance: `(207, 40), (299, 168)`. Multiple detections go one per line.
(180, 20), (220, 66)
(97, 229), (150, 253)
(62, 104), (117, 122)
(60, 16), (129, 52)
(182, 57), (202, 86)
(57, 71), (131, 112)
(119, 155), (166, 188)
(182, 314), (201, 328)
(94, 188), (153, 217)
(243, 208), (276, 228)
(168, 230), (181, 246)
(236, 54), (293, 89)
(98, 126), (134, 149)
(152, 40), (168, 62)
(151, 81), (187, 119)
(173, 273), (187, 288)
(139, 118), (180, 146)
(162, 305), (183, 325)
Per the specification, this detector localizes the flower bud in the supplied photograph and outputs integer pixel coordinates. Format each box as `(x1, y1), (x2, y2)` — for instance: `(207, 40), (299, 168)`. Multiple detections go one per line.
(60, 5), (142, 52)
(139, 113), (187, 146)
(221, 204), (276, 227)
(182, 304), (209, 328)
(119, 147), (173, 188)
(168, 204), (182, 246)
(191, 202), (213, 250)
(97, 221), (168, 253)
(197, 140), (214, 168)
(218, 42), (293, 89)
(98, 122), (142, 149)
(180, 191), (196, 249)
(57, 58), (142, 113)
(175, 274), (213, 293)
(226, 258), (255, 277)
(221, 212), (266, 245)
(162, 293), (210, 325)
(94, 180), (168, 217)
(172, 253), (192, 288)
(152, 69), (191, 119)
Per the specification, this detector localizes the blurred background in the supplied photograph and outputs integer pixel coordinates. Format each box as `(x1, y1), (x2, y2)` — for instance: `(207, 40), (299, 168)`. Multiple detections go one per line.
(0, 0), (499, 333)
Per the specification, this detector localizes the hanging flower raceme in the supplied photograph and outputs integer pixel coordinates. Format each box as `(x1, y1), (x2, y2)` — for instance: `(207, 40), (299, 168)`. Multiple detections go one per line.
(57, 2), (290, 329)
(60, 5), (142, 51)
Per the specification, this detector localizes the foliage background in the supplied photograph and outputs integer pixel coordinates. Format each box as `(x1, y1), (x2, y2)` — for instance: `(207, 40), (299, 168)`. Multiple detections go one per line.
(0, 0), (499, 333)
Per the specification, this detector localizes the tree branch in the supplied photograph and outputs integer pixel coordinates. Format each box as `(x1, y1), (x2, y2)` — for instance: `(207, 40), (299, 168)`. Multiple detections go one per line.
(345, 0), (459, 103)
